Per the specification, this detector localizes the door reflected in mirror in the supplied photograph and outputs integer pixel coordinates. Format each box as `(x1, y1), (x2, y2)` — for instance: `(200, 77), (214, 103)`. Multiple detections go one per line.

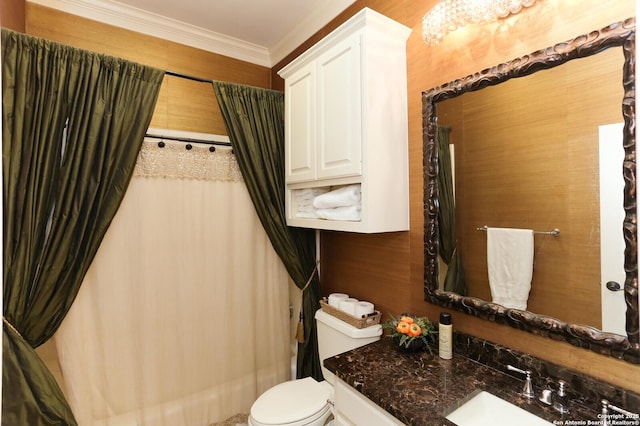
(599, 122), (626, 335)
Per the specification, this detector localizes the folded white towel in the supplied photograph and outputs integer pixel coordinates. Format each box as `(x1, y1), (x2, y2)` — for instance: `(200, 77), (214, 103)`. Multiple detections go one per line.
(293, 188), (328, 217)
(296, 203), (315, 213)
(487, 227), (534, 310)
(293, 188), (328, 202)
(295, 211), (318, 219)
(316, 205), (361, 221)
(313, 184), (361, 209)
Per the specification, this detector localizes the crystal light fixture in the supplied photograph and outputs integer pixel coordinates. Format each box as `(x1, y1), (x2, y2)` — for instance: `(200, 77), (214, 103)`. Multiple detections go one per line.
(422, 0), (537, 45)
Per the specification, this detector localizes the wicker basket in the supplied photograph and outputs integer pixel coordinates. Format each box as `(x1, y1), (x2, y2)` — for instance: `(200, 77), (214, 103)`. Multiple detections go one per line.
(319, 298), (381, 329)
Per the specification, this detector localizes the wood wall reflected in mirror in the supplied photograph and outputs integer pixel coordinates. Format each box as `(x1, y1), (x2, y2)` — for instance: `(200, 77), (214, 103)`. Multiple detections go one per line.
(436, 48), (623, 330)
(423, 18), (639, 363)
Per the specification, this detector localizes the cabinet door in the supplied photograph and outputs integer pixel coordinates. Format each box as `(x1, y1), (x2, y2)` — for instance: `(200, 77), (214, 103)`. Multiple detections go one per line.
(285, 62), (316, 183)
(316, 32), (362, 180)
(334, 378), (404, 425)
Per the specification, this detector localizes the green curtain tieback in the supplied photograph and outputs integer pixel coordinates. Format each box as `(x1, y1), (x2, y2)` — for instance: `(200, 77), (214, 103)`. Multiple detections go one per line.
(2, 316), (23, 338)
(296, 262), (319, 343)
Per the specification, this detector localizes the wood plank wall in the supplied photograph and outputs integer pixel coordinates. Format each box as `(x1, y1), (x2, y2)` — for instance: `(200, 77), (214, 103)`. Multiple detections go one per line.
(0, 0), (24, 31)
(25, 3), (271, 136)
(272, 0), (639, 391)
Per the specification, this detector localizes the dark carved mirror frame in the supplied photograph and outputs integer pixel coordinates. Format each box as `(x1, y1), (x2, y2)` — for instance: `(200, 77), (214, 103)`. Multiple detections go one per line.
(423, 18), (638, 364)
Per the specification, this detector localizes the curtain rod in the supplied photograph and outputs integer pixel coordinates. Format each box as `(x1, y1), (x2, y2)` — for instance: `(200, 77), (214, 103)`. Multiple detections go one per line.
(153, 71), (225, 147)
(144, 133), (231, 147)
(165, 70), (213, 84)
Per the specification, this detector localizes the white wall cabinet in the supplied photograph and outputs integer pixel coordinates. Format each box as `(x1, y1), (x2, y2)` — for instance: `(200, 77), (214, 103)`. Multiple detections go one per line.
(278, 8), (411, 233)
(315, 31), (362, 181)
(334, 378), (405, 426)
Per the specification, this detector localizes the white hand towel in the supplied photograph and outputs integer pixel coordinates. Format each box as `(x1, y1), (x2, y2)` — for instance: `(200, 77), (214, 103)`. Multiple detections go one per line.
(313, 184), (361, 209)
(487, 227), (534, 310)
(315, 205), (361, 221)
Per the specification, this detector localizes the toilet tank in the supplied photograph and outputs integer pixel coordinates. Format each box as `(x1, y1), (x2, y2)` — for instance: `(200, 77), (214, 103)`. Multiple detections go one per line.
(314, 309), (382, 384)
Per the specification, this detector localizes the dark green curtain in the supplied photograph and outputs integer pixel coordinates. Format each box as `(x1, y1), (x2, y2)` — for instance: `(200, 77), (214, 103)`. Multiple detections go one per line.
(2, 29), (164, 425)
(436, 126), (467, 295)
(213, 81), (323, 381)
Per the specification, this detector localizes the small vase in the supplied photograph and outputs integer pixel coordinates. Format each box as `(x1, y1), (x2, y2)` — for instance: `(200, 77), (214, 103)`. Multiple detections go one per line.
(393, 335), (424, 352)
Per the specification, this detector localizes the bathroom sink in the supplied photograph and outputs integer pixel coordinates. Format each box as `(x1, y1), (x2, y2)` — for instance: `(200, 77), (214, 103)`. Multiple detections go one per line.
(445, 390), (553, 426)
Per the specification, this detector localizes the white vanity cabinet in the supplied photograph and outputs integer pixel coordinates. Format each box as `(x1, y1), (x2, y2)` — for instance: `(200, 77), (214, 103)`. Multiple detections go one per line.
(334, 378), (405, 426)
(277, 8), (411, 233)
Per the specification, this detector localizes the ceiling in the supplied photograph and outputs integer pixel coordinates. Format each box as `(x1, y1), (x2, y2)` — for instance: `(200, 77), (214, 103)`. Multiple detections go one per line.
(28, 0), (357, 67)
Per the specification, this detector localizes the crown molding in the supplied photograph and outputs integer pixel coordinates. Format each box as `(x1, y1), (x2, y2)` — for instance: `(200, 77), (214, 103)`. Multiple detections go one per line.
(27, 0), (272, 67)
(269, 0), (356, 67)
(28, 0), (356, 68)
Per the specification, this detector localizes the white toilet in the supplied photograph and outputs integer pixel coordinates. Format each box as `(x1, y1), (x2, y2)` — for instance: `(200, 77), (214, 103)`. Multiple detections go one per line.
(248, 309), (382, 426)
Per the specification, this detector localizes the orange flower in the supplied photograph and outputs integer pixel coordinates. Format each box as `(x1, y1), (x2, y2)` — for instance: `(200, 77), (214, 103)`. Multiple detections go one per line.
(399, 316), (414, 324)
(408, 323), (422, 337)
(396, 321), (411, 334)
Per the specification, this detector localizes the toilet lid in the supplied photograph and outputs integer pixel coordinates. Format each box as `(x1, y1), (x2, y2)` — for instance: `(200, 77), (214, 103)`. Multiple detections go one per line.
(251, 377), (331, 424)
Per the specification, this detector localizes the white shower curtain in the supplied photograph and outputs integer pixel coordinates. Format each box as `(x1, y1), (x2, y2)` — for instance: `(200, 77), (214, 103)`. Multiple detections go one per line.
(54, 137), (291, 426)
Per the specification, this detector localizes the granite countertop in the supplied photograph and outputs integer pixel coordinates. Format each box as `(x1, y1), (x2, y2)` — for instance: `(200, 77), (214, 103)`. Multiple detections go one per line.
(324, 337), (598, 426)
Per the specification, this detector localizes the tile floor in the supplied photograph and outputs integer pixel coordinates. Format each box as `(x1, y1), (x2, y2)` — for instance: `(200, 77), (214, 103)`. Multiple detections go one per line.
(211, 413), (249, 426)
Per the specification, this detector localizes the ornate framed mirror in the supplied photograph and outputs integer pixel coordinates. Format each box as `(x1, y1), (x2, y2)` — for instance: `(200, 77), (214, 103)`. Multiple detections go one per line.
(423, 18), (638, 363)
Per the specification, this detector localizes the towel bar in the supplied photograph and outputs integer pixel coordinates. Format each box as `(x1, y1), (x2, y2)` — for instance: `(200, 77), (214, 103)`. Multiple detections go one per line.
(476, 226), (560, 236)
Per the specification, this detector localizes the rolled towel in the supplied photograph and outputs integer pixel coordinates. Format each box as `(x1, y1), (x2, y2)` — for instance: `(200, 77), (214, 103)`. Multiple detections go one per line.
(339, 298), (359, 316)
(313, 184), (361, 209)
(355, 301), (375, 318)
(328, 293), (349, 308)
(316, 205), (361, 221)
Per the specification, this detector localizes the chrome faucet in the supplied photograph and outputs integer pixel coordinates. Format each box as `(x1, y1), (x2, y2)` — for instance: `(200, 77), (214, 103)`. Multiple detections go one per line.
(507, 365), (535, 399)
(539, 388), (553, 405)
(600, 399), (639, 426)
(553, 380), (570, 414)
(538, 379), (571, 413)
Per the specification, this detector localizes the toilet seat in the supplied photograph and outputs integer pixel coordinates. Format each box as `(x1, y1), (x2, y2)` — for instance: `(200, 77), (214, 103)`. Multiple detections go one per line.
(249, 377), (332, 426)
